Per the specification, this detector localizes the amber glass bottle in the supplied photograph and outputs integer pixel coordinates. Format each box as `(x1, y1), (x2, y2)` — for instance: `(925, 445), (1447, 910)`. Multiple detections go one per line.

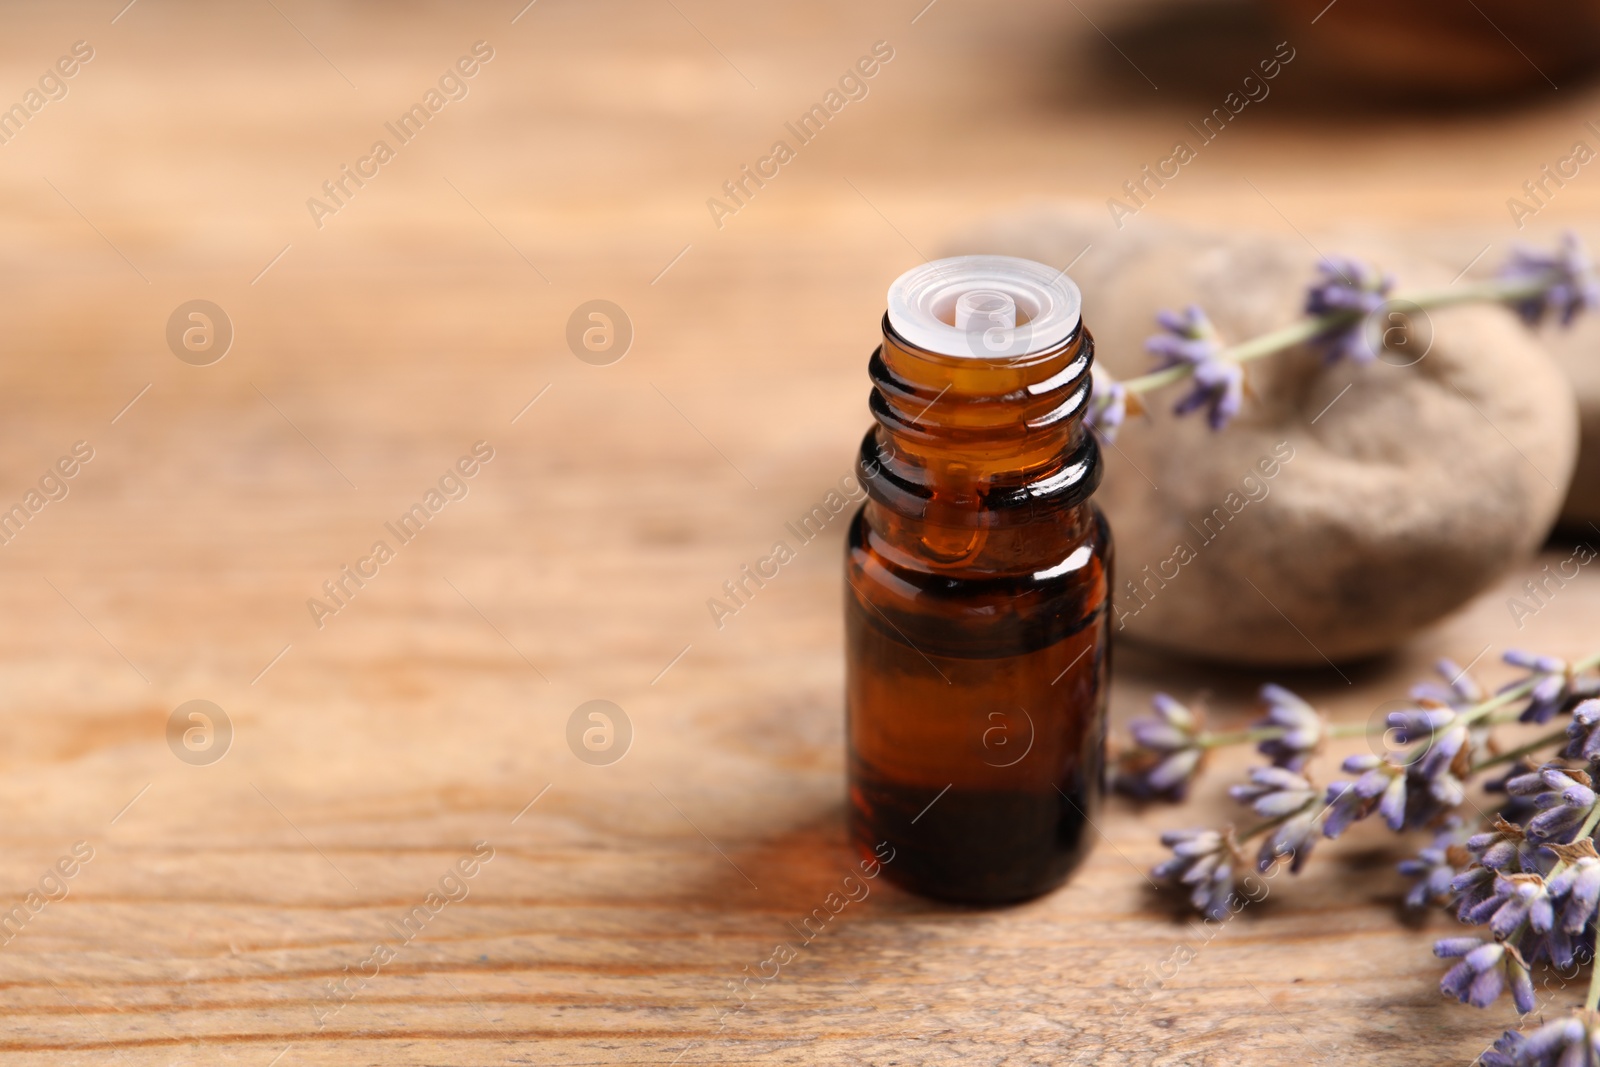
(846, 256), (1112, 905)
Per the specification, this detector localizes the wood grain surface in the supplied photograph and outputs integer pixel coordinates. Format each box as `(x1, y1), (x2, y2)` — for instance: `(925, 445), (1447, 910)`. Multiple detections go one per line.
(0, 1), (1597, 1063)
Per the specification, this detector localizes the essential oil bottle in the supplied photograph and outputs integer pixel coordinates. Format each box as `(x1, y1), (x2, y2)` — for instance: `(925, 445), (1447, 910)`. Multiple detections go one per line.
(845, 255), (1112, 904)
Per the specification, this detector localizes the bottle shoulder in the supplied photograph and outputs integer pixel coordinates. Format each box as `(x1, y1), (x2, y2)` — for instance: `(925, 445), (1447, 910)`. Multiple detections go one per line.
(847, 502), (1110, 597)
(846, 504), (1110, 657)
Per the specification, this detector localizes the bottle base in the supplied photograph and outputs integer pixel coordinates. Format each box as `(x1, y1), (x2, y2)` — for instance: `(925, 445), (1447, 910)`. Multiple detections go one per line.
(851, 778), (1095, 906)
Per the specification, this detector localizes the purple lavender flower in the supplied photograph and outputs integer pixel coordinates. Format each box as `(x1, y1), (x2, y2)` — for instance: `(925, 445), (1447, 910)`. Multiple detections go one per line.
(1478, 874), (1555, 938)
(1410, 657), (1485, 709)
(1405, 710), (1470, 807)
(1228, 766), (1321, 872)
(1501, 650), (1598, 724)
(1147, 306), (1220, 364)
(1173, 358), (1244, 431)
(1481, 1016), (1599, 1067)
(1145, 306), (1244, 431)
(1565, 699), (1600, 763)
(1321, 754), (1398, 838)
(1477, 1029), (1528, 1067)
(1384, 711), (1473, 824)
(1229, 766), (1315, 817)
(1454, 817), (1547, 922)
(1544, 843), (1600, 934)
(1467, 817), (1536, 873)
(1522, 922), (1581, 973)
(1503, 650), (1568, 723)
(1459, 819), (1555, 934)
(1435, 937), (1534, 1012)
(1257, 807), (1323, 876)
(1304, 255), (1394, 364)
(1454, 873), (1581, 972)
(1398, 818), (1471, 910)
(1324, 739), (1466, 838)
(1504, 765), (1597, 842)
(1152, 827), (1240, 920)
(1458, 870), (1524, 928)
(1385, 703), (1458, 747)
(1485, 756), (1547, 830)
(1451, 865), (1498, 920)
(1501, 231), (1600, 327)
(1252, 684), (1323, 772)
(1085, 379), (1128, 443)
(1114, 693), (1205, 801)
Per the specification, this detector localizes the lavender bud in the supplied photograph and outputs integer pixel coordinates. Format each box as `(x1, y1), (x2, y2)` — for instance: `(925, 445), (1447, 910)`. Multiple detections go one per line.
(1114, 693), (1206, 802)
(1499, 230), (1600, 327)
(1409, 658), (1485, 709)
(1152, 827), (1241, 920)
(1085, 379), (1128, 443)
(1545, 851), (1600, 934)
(1144, 305), (1245, 432)
(1437, 937), (1506, 1008)
(1253, 684), (1323, 771)
(1228, 766), (1316, 819)
(1563, 698), (1600, 762)
(1303, 255), (1393, 364)
(1397, 818), (1470, 910)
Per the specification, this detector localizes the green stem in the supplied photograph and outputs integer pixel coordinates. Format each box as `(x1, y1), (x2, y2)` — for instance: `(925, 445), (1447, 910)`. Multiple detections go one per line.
(1198, 720), (1401, 750)
(1588, 924), (1600, 1014)
(1469, 728), (1572, 773)
(1396, 277), (1546, 311)
(1572, 802), (1600, 846)
(1198, 727), (1283, 749)
(1456, 679), (1537, 727)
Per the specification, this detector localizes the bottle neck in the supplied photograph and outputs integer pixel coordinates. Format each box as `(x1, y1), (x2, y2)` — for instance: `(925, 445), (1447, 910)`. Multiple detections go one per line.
(857, 317), (1101, 573)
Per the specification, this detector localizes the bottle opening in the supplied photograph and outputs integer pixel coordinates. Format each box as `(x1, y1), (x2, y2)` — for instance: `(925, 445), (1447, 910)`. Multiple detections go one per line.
(887, 255), (1081, 360)
(953, 289), (1018, 331)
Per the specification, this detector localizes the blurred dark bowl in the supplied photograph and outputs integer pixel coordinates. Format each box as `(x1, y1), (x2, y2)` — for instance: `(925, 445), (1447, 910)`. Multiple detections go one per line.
(1273, 0), (1600, 97)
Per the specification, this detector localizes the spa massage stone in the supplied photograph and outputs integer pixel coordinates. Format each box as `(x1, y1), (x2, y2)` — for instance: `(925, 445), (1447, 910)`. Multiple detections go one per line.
(948, 206), (1578, 666)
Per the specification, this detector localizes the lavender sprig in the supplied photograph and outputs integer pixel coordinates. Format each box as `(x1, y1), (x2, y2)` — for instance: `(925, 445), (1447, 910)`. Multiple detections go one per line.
(1091, 232), (1598, 434)
(1135, 648), (1600, 1038)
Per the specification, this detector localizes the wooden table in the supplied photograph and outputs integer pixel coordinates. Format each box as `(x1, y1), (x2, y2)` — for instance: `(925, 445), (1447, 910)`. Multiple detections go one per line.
(1, 1), (1597, 1062)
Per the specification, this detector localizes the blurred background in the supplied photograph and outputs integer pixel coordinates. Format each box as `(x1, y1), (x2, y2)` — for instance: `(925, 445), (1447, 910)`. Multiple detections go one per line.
(1, 1), (1597, 1063)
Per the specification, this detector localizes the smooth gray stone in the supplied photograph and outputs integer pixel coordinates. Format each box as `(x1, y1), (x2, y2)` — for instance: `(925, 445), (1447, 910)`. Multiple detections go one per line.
(947, 206), (1578, 665)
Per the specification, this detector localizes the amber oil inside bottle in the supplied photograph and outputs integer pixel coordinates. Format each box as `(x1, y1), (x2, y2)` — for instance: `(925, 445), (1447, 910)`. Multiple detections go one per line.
(846, 256), (1112, 905)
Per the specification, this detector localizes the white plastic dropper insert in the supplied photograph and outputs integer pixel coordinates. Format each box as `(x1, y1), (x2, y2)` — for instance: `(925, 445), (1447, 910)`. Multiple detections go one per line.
(886, 255), (1082, 360)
